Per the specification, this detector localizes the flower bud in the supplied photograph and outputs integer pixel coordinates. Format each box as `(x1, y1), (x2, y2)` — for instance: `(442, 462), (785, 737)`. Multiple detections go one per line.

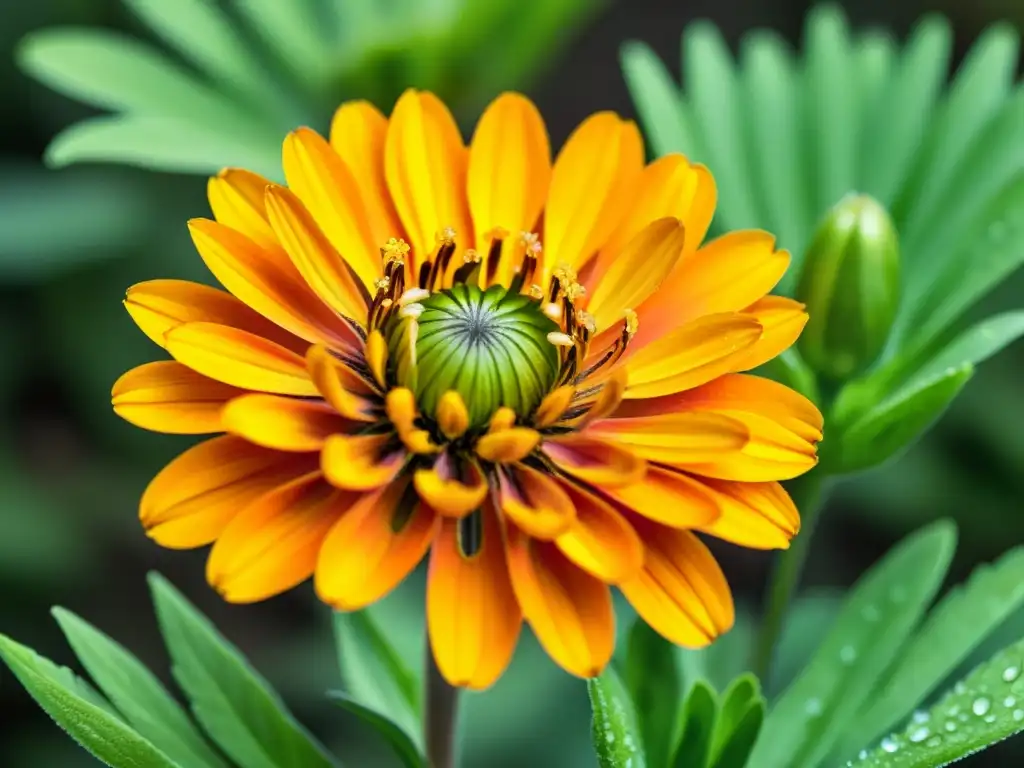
(796, 194), (901, 380)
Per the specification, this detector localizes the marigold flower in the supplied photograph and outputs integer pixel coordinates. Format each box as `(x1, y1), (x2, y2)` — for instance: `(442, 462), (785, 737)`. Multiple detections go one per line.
(112, 89), (822, 689)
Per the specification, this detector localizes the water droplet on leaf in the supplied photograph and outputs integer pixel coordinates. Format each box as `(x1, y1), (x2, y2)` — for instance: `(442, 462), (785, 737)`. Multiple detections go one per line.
(973, 697), (992, 716)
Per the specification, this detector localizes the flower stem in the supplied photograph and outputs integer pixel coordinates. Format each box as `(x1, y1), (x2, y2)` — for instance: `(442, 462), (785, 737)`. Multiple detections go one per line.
(424, 645), (460, 768)
(752, 469), (826, 683)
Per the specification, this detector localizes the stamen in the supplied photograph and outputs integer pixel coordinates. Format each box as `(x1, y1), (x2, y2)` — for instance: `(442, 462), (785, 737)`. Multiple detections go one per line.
(399, 288), (431, 305)
(579, 311), (597, 335)
(528, 284), (544, 300)
(485, 229), (507, 284)
(547, 332), (575, 347)
(624, 308), (639, 337)
(543, 302), (562, 322)
(427, 227), (457, 290)
(381, 237), (410, 265)
(418, 261), (431, 289)
(451, 248), (482, 285)
(399, 302), (424, 319)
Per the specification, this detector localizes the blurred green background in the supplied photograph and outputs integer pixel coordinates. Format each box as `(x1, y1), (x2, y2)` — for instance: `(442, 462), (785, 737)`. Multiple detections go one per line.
(0, 0), (1022, 766)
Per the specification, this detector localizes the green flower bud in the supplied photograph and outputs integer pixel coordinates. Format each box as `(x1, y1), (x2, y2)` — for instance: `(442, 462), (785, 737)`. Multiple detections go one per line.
(796, 194), (901, 380)
(388, 283), (560, 429)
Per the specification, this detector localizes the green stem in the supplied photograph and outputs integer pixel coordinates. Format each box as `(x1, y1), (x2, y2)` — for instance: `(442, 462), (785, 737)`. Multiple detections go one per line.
(424, 645), (460, 768)
(752, 469), (827, 683)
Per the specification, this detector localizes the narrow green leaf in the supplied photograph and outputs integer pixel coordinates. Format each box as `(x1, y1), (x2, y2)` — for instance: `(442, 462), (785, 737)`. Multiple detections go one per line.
(621, 41), (695, 158)
(834, 547), (1024, 760)
(835, 364), (974, 474)
(327, 692), (425, 768)
(804, 5), (857, 215)
(234, 0), (332, 85)
(45, 115), (281, 180)
(711, 702), (764, 768)
(895, 24), (1019, 236)
(909, 311), (1024, 391)
(673, 680), (718, 768)
(750, 521), (957, 768)
(857, 16), (952, 205)
(740, 31), (811, 267)
(711, 674), (765, 767)
(625, 619), (684, 768)
(149, 572), (338, 768)
(589, 665), (647, 768)
(715, 675), (759, 745)
(854, 31), (897, 125)
(333, 610), (422, 748)
(852, 634), (1024, 767)
(0, 634), (179, 768)
(683, 21), (761, 230)
(52, 608), (227, 768)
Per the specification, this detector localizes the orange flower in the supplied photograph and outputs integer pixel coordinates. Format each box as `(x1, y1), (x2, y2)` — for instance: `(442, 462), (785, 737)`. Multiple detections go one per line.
(113, 90), (821, 690)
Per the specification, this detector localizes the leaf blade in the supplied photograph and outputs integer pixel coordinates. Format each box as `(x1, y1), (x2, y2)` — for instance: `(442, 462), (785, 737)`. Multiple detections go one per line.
(625, 619), (684, 768)
(588, 665), (647, 768)
(621, 40), (695, 158)
(328, 692), (425, 768)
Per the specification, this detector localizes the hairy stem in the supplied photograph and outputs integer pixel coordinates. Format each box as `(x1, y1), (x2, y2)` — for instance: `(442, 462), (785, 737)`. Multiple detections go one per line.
(424, 645), (460, 768)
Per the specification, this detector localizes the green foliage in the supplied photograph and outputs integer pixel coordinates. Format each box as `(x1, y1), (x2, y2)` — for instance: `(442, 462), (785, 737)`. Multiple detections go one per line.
(673, 681), (718, 768)
(327, 692), (424, 768)
(625, 620), (684, 767)
(588, 665), (647, 768)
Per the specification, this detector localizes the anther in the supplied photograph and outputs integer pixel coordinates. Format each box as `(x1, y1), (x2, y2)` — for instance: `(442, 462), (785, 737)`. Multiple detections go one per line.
(547, 332), (574, 347)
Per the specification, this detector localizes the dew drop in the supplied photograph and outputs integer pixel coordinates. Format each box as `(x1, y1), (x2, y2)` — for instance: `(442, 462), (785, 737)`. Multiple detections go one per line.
(947, 705), (961, 717)
(1014, 709), (1024, 722)
(840, 645), (858, 665)
(912, 710), (930, 724)
(926, 736), (943, 747)
(805, 697), (823, 717)
(858, 749), (868, 760)
(1003, 665), (1020, 683)
(908, 726), (930, 743)
(880, 736), (899, 753)
(861, 605), (881, 623)
(944, 720), (958, 733)
(985, 714), (997, 724)
(1005, 696), (1016, 708)
(955, 682), (967, 695)
(959, 712), (970, 722)
(973, 697), (992, 716)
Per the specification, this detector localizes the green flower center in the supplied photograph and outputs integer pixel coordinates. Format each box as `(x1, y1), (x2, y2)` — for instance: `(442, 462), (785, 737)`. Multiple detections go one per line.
(389, 283), (561, 429)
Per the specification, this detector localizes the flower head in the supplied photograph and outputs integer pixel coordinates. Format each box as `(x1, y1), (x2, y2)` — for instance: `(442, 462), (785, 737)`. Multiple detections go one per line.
(113, 90), (821, 689)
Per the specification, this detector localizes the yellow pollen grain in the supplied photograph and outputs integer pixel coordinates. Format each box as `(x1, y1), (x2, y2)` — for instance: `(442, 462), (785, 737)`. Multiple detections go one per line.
(579, 311), (597, 334)
(528, 284), (544, 299)
(437, 226), (457, 245)
(487, 226), (510, 242)
(547, 332), (575, 347)
(563, 281), (587, 301)
(399, 288), (431, 305)
(374, 276), (391, 292)
(552, 261), (578, 283)
(463, 248), (481, 264)
(624, 308), (639, 336)
(381, 237), (410, 265)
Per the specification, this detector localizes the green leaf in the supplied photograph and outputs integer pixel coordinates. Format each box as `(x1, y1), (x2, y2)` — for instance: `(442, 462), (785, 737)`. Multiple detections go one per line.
(589, 665), (647, 768)
(712, 701), (764, 768)
(908, 311), (1024, 391)
(683, 21), (761, 230)
(852, 634), (1024, 767)
(621, 41), (695, 158)
(857, 16), (952, 205)
(333, 609), (422, 748)
(835, 364), (973, 473)
(854, 32), (897, 130)
(804, 5), (857, 215)
(834, 547), (1024, 760)
(673, 680), (718, 768)
(711, 674), (765, 767)
(0, 634), (179, 768)
(625, 619), (684, 768)
(328, 691), (425, 768)
(45, 115), (281, 180)
(234, 0), (332, 85)
(740, 31), (811, 269)
(149, 572), (338, 768)
(749, 521), (957, 768)
(52, 608), (227, 768)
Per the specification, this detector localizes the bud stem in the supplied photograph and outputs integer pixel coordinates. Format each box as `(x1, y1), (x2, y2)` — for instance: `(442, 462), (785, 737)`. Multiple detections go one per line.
(425, 644), (461, 768)
(752, 469), (828, 681)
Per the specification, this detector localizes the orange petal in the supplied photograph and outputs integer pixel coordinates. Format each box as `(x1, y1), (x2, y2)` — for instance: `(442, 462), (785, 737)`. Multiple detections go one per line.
(635, 230), (789, 347)
(124, 279), (305, 353)
(414, 457), (488, 518)
(436, 391), (469, 439)
(542, 433), (645, 487)
(165, 322), (317, 396)
(306, 345), (378, 420)
(506, 530), (615, 678)
(265, 185), (368, 321)
(316, 478), (439, 610)
(554, 480), (643, 583)
(476, 428), (541, 463)
(221, 394), (349, 451)
(207, 168), (277, 250)
(587, 412), (749, 465)
(544, 113), (643, 274)
(427, 509), (522, 689)
(188, 218), (355, 349)
(698, 478), (800, 550)
(282, 127), (381, 289)
(112, 361), (242, 434)
(498, 465), (577, 540)
(621, 521), (734, 647)
(533, 385), (576, 429)
(321, 433), (405, 490)
(599, 465), (721, 529)
(623, 313), (763, 399)
(385, 89), (473, 267)
(330, 100), (404, 247)
(141, 436), (317, 548)
(207, 472), (357, 603)
(585, 218), (687, 332)
(467, 93), (550, 264)
(733, 296), (809, 371)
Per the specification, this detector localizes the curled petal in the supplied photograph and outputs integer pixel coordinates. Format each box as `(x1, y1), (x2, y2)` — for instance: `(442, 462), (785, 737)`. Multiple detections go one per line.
(733, 296), (809, 372)
(112, 361), (242, 434)
(321, 433), (405, 490)
(542, 433), (645, 487)
(476, 428), (541, 463)
(222, 394), (349, 452)
(306, 345), (377, 419)
(414, 457), (488, 518)
(498, 465), (576, 540)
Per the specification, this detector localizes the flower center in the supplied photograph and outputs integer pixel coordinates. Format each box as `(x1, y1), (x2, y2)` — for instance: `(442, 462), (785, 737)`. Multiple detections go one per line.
(388, 283), (560, 429)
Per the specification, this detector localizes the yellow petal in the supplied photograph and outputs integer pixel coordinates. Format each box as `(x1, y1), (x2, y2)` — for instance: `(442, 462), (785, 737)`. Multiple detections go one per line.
(414, 458), (488, 518)
(436, 390), (469, 439)
(365, 330), (388, 388)
(587, 412), (749, 465)
(112, 360), (242, 434)
(476, 427), (540, 463)
(330, 100), (405, 248)
(506, 530), (615, 678)
(141, 436), (317, 548)
(427, 509), (522, 689)
(555, 480), (643, 583)
(733, 296), (809, 371)
(316, 478), (438, 610)
(207, 472), (356, 602)
(385, 89), (473, 267)
(586, 218), (687, 331)
(306, 345), (377, 421)
(698, 478), (800, 550)
(542, 433), (645, 487)
(498, 465), (576, 540)
(207, 168), (277, 250)
(533, 385), (576, 429)
(621, 522), (734, 647)
(384, 386), (417, 434)
(321, 433), (405, 490)
(222, 394), (349, 452)
(624, 313), (763, 399)
(544, 113), (643, 274)
(166, 322), (317, 396)
(282, 127), (381, 289)
(600, 465), (721, 528)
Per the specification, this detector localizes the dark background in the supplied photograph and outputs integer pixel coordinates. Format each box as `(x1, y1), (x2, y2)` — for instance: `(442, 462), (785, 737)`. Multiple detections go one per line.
(1, 0), (1022, 765)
